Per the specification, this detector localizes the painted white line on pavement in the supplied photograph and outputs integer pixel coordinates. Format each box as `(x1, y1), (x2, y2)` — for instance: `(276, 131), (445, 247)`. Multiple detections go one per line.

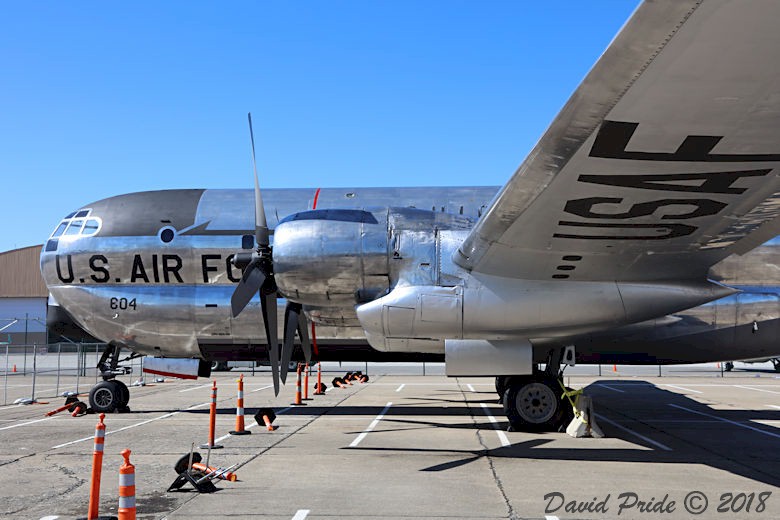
(349, 402), (392, 448)
(215, 405), (296, 443)
(395, 384), (405, 392)
(292, 510), (310, 520)
(669, 404), (780, 439)
(479, 403), (510, 447)
(467, 384), (476, 392)
(734, 385), (780, 395)
(595, 384), (625, 393)
(662, 384), (702, 394)
(767, 404), (780, 410)
(594, 413), (672, 451)
(52, 402), (211, 449)
(178, 384), (211, 393)
(250, 384), (274, 393)
(0, 416), (57, 431)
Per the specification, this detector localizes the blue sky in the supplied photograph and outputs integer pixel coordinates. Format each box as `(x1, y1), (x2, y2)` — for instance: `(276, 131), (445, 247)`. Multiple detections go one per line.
(1, 1), (638, 252)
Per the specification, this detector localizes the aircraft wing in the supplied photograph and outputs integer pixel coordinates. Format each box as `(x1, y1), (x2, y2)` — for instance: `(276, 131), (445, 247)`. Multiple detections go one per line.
(455, 0), (780, 282)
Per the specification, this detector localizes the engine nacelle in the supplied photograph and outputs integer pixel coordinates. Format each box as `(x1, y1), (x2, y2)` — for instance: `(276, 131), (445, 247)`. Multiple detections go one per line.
(273, 209), (391, 306)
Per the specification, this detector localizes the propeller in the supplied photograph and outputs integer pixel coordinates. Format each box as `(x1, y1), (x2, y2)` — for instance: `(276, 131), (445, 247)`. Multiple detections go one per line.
(230, 113), (281, 395)
(280, 302), (312, 383)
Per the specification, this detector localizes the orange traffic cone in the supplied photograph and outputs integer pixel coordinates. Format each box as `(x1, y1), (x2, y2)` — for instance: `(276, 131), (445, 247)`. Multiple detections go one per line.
(12, 364), (16, 373)
(612, 364), (617, 372)
(118, 449), (136, 520)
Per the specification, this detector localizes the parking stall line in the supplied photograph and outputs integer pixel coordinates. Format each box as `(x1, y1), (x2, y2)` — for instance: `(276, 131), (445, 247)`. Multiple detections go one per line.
(291, 510), (310, 520)
(594, 414), (672, 451)
(349, 402), (392, 448)
(479, 403), (510, 447)
(214, 406), (296, 444)
(51, 402), (211, 449)
(595, 384), (626, 393)
(250, 384), (274, 393)
(0, 416), (58, 431)
(669, 404), (780, 439)
(395, 384), (405, 392)
(662, 384), (702, 394)
(178, 384), (212, 393)
(466, 384), (476, 392)
(767, 405), (780, 410)
(734, 385), (780, 395)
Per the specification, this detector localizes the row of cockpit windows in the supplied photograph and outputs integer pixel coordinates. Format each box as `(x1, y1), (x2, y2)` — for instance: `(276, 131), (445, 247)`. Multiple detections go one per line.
(50, 209), (101, 239)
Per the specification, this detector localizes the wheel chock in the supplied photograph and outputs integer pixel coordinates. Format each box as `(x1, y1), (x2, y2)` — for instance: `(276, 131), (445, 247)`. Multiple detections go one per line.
(359, 374), (369, 383)
(254, 408), (277, 431)
(314, 382), (327, 393)
(565, 394), (605, 439)
(332, 377), (347, 389)
(174, 452), (203, 475)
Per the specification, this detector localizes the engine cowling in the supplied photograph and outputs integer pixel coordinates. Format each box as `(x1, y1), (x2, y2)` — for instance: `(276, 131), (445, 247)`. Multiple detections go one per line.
(273, 208), (391, 306)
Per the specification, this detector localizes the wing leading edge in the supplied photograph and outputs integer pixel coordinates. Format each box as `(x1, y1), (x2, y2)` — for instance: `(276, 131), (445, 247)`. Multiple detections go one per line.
(455, 0), (780, 282)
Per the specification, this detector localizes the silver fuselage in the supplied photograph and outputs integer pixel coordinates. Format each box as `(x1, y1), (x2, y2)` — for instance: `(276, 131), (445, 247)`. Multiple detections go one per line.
(40, 188), (780, 364)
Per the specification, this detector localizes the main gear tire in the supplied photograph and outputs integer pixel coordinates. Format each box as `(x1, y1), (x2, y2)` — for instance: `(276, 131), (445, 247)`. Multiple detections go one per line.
(89, 381), (120, 413)
(503, 377), (567, 432)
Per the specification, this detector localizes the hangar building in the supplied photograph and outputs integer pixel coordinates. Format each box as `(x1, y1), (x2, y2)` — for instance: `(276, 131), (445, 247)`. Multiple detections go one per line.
(0, 245), (48, 346)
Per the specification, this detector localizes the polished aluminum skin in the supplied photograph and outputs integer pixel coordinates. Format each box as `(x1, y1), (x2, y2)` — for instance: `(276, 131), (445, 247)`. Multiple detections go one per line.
(38, 2), (780, 370)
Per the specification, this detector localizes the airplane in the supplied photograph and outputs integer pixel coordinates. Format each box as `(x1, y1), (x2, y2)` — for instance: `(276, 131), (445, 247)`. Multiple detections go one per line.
(40, 0), (780, 432)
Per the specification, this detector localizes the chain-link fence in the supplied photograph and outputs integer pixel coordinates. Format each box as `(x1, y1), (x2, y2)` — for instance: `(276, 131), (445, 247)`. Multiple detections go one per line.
(0, 343), (143, 405)
(1, 343), (750, 406)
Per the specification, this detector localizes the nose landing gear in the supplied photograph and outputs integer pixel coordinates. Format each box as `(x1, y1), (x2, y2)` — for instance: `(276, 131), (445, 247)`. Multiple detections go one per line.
(88, 343), (135, 413)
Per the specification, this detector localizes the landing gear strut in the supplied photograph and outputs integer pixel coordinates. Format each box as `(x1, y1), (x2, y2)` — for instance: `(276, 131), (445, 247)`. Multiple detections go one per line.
(88, 343), (135, 413)
(500, 346), (576, 432)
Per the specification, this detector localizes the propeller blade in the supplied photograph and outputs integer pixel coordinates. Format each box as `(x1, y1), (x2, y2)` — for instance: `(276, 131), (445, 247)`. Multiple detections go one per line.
(280, 303), (300, 384)
(297, 310), (312, 364)
(230, 262), (265, 318)
(247, 113), (269, 248)
(260, 289), (280, 395)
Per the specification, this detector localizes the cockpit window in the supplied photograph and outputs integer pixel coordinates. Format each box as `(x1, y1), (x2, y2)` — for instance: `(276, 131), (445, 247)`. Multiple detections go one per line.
(64, 219), (84, 235)
(49, 209), (101, 240)
(52, 222), (68, 238)
(83, 219), (100, 235)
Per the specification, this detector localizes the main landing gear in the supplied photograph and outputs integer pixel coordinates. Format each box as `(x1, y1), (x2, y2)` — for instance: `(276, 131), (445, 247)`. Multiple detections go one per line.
(496, 346), (576, 432)
(88, 343), (137, 413)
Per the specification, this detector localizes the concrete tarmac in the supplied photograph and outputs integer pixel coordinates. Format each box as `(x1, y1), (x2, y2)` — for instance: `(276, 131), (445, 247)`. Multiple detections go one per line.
(0, 367), (779, 519)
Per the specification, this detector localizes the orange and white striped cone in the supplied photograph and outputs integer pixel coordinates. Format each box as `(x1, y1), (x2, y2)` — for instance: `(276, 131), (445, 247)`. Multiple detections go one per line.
(46, 402), (73, 417)
(291, 364), (306, 406)
(86, 413), (106, 520)
(118, 449), (136, 520)
(229, 374), (251, 435)
(303, 365), (311, 400)
(313, 362), (325, 395)
(255, 407), (277, 431)
(192, 462), (238, 481)
(199, 380), (223, 449)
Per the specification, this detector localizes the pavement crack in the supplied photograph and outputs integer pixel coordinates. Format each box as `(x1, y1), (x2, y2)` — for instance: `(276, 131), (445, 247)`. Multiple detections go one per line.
(458, 379), (518, 520)
(0, 451), (35, 467)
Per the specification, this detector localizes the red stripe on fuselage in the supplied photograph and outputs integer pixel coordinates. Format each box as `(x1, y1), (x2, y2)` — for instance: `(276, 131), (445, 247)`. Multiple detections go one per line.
(142, 368), (198, 380)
